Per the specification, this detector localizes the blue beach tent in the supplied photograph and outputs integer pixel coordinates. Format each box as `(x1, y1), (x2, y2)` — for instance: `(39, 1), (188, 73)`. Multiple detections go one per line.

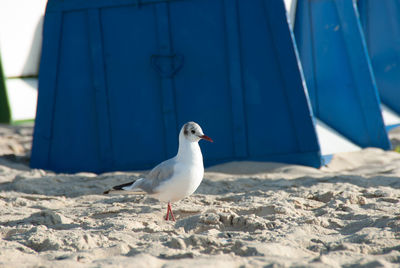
(31, 0), (322, 173)
(294, 0), (391, 150)
(358, 0), (400, 117)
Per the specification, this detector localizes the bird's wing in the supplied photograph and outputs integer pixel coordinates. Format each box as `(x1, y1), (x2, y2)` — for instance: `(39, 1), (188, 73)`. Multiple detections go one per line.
(140, 157), (177, 193)
(103, 158), (177, 195)
(103, 179), (146, 195)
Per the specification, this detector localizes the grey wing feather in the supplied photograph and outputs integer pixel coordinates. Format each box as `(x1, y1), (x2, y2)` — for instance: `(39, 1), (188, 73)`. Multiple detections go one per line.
(139, 157), (177, 193)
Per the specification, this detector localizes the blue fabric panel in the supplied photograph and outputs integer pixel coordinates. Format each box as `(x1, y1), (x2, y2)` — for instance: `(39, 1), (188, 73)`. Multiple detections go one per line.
(358, 0), (400, 115)
(49, 11), (102, 172)
(31, 11), (62, 169)
(88, 9), (114, 171)
(170, 0), (237, 162)
(31, 0), (322, 173)
(223, 0), (248, 159)
(101, 5), (167, 170)
(295, 0), (390, 150)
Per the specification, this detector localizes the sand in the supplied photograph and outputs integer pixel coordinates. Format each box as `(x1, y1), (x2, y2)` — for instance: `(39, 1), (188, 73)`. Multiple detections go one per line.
(0, 124), (400, 267)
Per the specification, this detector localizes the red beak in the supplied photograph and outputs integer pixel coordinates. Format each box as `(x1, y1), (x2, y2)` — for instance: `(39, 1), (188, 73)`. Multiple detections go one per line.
(200, 135), (213, 142)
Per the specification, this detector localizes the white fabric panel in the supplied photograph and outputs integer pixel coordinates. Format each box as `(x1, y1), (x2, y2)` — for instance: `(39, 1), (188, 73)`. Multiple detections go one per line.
(315, 119), (361, 155)
(6, 78), (38, 121)
(283, 0), (297, 30)
(0, 0), (47, 77)
(381, 105), (400, 126)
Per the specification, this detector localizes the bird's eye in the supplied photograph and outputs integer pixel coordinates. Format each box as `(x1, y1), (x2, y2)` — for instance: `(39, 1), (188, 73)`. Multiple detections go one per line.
(191, 130), (195, 134)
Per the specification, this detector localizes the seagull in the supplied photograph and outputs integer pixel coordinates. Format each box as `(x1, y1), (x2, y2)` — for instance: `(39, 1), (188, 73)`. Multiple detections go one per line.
(104, 122), (213, 221)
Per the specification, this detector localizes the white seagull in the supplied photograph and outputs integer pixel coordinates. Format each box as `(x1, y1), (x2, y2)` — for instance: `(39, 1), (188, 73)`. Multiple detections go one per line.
(104, 122), (213, 221)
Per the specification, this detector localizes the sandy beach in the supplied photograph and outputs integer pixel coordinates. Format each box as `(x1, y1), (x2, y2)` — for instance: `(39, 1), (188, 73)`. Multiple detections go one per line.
(0, 124), (399, 267)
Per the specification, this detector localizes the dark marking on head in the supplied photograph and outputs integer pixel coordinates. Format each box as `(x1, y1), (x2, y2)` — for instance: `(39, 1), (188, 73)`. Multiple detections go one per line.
(183, 123), (189, 135)
(182, 121), (202, 138)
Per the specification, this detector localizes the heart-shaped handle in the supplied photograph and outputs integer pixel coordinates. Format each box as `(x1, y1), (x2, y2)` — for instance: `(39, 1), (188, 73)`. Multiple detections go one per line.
(151, 54), (184, 78)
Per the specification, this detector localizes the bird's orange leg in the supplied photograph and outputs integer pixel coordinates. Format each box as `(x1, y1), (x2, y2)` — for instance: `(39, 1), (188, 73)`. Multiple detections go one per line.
(165, 203), (170, 221)
(168, 202), (176, 221)
(165, 202), (176, 221)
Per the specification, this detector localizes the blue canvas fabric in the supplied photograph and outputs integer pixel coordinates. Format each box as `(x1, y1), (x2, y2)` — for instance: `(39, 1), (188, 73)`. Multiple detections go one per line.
(31, 0), (321, 173)
(295, 0), (390, 150)
(358, 0), (400, 116)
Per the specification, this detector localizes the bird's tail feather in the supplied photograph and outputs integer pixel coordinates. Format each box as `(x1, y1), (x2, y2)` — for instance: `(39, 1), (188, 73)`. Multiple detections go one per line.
(103, 180), (145, 195)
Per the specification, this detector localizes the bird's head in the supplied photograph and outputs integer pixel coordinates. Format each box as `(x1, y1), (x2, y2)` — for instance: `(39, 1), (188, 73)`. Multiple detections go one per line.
(181, 122), (213, 143)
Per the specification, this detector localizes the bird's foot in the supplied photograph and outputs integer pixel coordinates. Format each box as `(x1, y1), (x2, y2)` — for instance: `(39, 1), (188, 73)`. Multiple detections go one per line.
(165, 202), (176, 221)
